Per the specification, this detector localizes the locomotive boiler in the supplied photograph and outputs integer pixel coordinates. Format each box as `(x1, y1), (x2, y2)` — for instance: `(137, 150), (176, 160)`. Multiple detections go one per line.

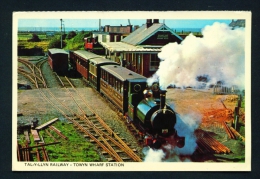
(128, 87), (185, 149)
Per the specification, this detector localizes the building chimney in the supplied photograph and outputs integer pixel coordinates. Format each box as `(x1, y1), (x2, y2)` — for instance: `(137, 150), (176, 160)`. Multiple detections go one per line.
(160, 90), (167, 109)
(104, 25), (110, 32)
(146, 19), (153, 28)
(153, 19), (159, 23)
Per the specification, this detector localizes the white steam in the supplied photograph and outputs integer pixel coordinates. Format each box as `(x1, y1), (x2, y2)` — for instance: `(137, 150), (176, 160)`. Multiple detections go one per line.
(174, 113), (201, 155)
(148, 22), (245, 90)
(143, 147), (165, 162)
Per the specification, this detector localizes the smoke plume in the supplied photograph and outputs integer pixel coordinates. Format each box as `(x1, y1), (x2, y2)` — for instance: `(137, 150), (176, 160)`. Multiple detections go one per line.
(148, 22), (245, 90)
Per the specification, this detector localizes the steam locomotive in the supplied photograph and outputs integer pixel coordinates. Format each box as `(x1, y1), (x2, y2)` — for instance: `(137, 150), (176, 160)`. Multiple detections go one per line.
(69, 50), (185, 149)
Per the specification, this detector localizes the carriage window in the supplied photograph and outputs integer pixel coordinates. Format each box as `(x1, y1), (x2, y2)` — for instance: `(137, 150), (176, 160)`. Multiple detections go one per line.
(120, 83), (124, 93)
(101, 70), (104, 79)
(115, 80), (118, 91)
(109, 75), (113, 86)
(104, 71), (107, 81)
(118, 81), (122, 93)
(112, 77), (115, 87)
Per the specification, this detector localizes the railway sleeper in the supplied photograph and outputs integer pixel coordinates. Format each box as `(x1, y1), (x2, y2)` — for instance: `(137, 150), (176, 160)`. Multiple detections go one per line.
(80, 125), (91, 128)
(101, 149), (125, 155)
(86, 114), (96, 117)
(95, 125), (104, 129)
(89, 138), (110, 143)
(84, 134), (100, 138)
(89, 128), (106, 132)
(75, 121), (86, 124)
(96, 143), (131, 150)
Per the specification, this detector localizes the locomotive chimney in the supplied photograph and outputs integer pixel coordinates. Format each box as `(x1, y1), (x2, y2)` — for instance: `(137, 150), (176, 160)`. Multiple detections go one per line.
(160, 90), (167, 109)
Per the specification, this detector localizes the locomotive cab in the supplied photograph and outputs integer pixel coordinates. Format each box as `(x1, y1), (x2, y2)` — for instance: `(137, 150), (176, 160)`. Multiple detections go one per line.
(84, 37), (95, 50)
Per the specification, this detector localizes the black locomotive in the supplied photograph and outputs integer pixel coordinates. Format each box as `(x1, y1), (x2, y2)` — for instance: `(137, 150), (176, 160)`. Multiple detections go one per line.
(69, 50), (185, 149)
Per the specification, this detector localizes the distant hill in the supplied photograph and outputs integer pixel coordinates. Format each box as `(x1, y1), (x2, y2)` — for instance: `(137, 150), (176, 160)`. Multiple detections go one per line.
(229, 19), (245, 28)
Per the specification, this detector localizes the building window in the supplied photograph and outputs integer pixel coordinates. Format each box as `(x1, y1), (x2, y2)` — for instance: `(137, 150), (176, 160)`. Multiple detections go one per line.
(150, 54), (160, 71)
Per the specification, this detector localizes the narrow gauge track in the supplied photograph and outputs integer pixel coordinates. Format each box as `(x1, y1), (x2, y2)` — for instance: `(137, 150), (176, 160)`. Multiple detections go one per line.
(18, 58), (142, 161)
(92, 89), (144, 143)
(54, 73), (74, 88)
(34, 58), (47, 88)
(37, 76), (142, 162)
(18, 58), (47, 88)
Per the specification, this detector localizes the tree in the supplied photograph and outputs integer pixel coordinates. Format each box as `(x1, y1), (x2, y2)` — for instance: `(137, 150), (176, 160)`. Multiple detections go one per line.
(66, 31), (77, 39)
(27, 33), (41, 42)
(196, 74), (210, 82)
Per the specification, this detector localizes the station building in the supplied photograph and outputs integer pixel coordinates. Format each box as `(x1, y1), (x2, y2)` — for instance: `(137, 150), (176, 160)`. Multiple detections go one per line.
(100, 19), (183, 77)
(91, 24), (133, 43)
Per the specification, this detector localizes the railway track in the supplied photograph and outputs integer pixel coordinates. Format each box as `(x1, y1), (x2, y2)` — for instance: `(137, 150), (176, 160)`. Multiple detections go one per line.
(18, 57), (142, 162)
(18, 58), (47, 88)
(54, 73), (74, 88)
(37, 76), (142, 162)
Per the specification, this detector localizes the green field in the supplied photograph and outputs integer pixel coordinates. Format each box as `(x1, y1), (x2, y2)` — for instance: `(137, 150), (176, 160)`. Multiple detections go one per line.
(18, 34), (48, 41)
(18, 31), (90, 52)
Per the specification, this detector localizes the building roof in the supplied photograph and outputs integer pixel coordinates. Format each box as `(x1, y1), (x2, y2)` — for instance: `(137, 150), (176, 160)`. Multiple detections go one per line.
(101, 65), (146, 81)
(48, 48), (68, 55)
(92, 32), (109, 35)
(121, 23), (183, 46)
(100, 42), (161, 53)
(74, 50), (101, 59)
(89, 57), (119, 65)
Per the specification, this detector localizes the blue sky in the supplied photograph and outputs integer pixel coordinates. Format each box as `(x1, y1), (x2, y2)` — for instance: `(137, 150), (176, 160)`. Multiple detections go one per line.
(18, 19), (232, 29)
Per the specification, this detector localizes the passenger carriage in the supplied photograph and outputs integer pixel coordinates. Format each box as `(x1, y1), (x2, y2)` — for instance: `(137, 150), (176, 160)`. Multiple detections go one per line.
(100, 65), (147, 114)
(47, 48), (68, 75)
(70, 50), (101, 79)
(88, 58), (119, 91)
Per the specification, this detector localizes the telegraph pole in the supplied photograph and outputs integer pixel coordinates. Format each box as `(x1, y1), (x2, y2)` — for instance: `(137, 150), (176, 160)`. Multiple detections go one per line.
(60, 19), (62, 49)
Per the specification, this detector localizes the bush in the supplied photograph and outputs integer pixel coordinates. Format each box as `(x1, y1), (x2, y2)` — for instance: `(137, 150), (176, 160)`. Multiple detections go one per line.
(64, 31), (91, 50)
(48, 36), (66, 49)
